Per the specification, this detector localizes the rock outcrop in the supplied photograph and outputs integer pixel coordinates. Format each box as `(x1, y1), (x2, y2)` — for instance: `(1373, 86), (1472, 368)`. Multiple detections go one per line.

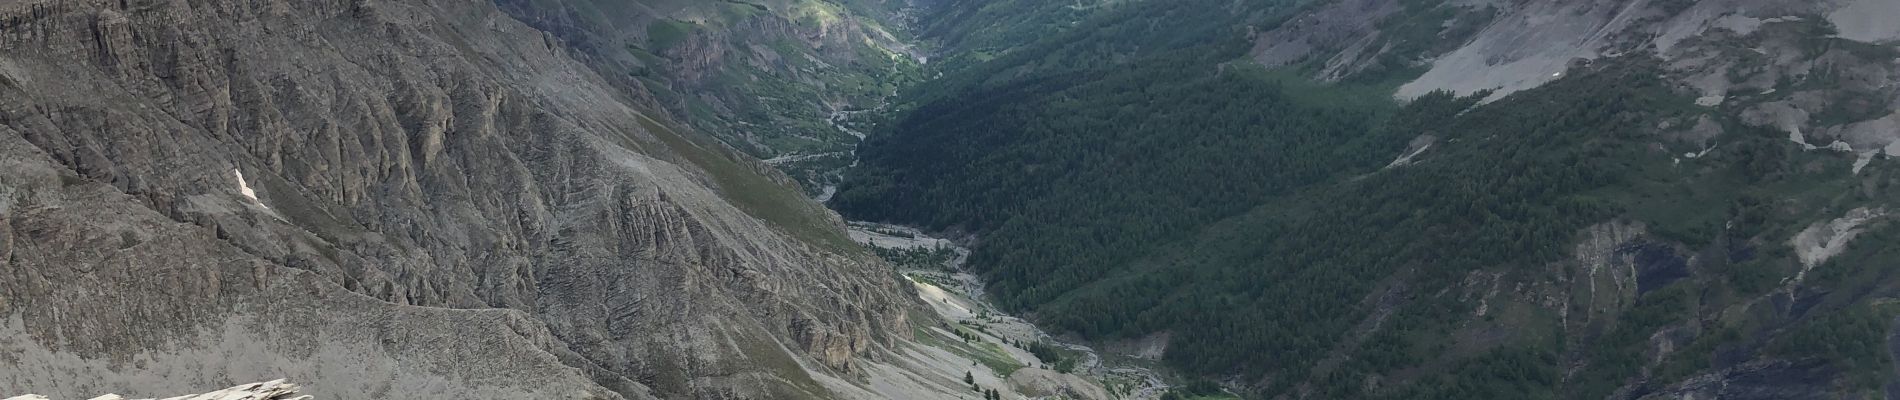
(0, 0), (920, 398)
(7, 379), (311, 400)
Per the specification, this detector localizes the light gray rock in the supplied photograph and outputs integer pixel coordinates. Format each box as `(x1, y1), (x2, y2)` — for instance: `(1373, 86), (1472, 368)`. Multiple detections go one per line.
(0, 0), (921, 398)
(8, 379), (311, 400)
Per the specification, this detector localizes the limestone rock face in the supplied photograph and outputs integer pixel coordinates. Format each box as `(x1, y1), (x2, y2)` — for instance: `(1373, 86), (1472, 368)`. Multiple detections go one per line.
(0, 0), (916, 398)
(8, 379), (312, 400)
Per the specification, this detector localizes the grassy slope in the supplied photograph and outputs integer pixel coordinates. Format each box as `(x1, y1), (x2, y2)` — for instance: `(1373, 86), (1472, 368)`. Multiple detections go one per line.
(635, 113), (859, 252)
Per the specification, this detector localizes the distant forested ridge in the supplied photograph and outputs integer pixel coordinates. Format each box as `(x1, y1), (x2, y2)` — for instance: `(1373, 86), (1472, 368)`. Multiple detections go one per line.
(839, 0), (1900, 397)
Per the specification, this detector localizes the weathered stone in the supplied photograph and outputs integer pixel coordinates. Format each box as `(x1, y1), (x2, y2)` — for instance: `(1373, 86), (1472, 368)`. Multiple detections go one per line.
(0, 0), (917, 399)
(7, 379), (312, 400)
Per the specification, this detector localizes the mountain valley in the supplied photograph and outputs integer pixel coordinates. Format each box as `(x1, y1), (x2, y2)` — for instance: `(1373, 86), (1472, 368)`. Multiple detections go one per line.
(4, 0), (1900, 399)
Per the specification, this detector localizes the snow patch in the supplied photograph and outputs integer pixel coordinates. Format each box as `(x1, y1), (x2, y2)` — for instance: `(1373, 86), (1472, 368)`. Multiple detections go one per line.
(233, 169), (269, 209)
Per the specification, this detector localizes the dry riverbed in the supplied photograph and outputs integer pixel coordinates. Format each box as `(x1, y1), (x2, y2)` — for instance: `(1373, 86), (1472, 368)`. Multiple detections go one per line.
(847, 222), (1172, 400)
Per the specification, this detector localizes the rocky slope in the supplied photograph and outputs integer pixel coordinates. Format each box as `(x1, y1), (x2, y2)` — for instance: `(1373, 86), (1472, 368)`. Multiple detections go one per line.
(0, 0), (931, 398)
(1258, 0), (1900, 166)
(492, 0), (928, 194)
(7, 379), (311, 400)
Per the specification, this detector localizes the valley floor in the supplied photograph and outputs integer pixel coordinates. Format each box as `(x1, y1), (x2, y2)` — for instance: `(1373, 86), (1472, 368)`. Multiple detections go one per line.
(842, 223), (1173, 400)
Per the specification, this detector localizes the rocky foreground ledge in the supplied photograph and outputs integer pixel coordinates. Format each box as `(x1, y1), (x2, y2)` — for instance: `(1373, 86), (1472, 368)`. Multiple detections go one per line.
(3, 380), (308, 400)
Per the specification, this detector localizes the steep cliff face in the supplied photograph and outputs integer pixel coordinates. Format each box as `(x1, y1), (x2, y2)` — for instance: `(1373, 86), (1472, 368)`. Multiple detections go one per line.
(0, 0), (921, 398)
(8, 379), (312, 400)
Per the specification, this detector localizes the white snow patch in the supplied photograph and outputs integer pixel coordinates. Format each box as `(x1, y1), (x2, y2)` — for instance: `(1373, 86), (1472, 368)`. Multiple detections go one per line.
(233, 169), (269, 209)
(234, 169), (258, 201)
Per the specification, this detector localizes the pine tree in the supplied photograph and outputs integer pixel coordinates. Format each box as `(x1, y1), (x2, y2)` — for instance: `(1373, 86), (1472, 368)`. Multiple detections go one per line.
(964, 371), (974, 386)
